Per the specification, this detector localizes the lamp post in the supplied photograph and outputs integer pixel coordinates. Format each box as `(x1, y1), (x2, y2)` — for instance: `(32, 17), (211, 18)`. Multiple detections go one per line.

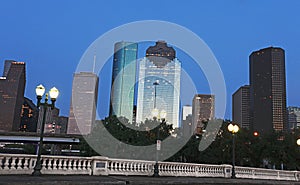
(227, 123), (239, 178)
(32, 84), (59, 176)
(152, 108), (167, 177)
(297, 139), (300, 146)
(153, 81), (159, 108)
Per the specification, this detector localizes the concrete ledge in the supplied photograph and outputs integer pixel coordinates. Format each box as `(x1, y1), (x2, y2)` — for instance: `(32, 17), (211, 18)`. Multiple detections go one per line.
(0, 175), (299, 185)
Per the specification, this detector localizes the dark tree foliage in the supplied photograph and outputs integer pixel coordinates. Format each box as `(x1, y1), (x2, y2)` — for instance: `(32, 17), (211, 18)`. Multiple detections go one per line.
(168, 120), (300, 170)
(80, 117), (300, 170)
(80, 115), (173, 156)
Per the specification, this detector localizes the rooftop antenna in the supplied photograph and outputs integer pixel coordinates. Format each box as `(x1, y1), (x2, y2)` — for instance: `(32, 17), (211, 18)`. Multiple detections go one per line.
(93, 49), (96, 73)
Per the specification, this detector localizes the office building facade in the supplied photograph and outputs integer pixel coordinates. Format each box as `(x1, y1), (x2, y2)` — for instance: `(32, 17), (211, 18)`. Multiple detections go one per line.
(182, 105), (192, 122)
(20, 97), (39, 132)
(37, 106), (59, 134)
(67, 72), (99, 135)
(249, 47), (287, 133)
(0, 60), (25, 131)
(192, 94), (215, 134)
(110, 42), (138, 123)
(232, 85), (250, 129)
(136, 41), (181, 128)
(287, 106), (300, 130)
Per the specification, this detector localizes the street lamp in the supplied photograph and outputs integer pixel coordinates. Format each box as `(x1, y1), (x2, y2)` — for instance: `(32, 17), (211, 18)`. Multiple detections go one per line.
(32, 85), (59, 176)
(297, 139), (300, 146)
(227, 123), (239, 178)
(152, 109), (167, 177)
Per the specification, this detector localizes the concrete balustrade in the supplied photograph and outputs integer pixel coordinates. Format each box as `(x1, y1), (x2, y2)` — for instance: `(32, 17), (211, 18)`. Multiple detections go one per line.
(0, 153), (299, 181)
(158, 162), (231, 178)
(39, 155), (93, 175)
(235, 166), (300, 181)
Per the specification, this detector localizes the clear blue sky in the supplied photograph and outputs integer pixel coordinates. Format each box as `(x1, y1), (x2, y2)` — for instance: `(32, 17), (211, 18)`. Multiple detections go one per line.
(0, 0), (299, 120)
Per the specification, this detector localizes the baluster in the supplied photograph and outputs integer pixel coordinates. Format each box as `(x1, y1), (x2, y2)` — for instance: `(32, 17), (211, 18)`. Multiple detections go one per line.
(129, 162), (133, 172)
(4, 157), (10, 170)
(124, 162), (128, 172)
(0, 156), (3, 169)
(118, 162), (122, 172)
(46, 159), (52, 170)
(139, 163), (142, 172)
(119, 162), (122, 172)
(107, 161), (111, 171)
(11, 157), (17, 170)
(126, 162), (129, 171)
(72, 159), (77, 171)
(164, 164), (168, 174)
(53, 158), (58, 170)
(17, 157), (23, 170)
(77, 160), (82, 171)
(141, 163), (145, 172)
(83, 160), (88, 170)
(120, 162), (123, 172)
(86, 160), (91, 172)
(110, 161), (113, 171)
(117, 162), (120, 172)
(73, 159), (80, 170)
(68, 159), (73, 170)
(58, 159), (62, 170)
(74, 159), (79, 171)
(23, 158), (29, 170)
(63, 159), (68, 170)
(129, 162), (132, 172)
(42, 159), (47, 170)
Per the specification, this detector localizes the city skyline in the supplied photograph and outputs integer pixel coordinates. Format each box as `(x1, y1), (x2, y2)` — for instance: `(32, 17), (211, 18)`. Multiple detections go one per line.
(0, 1), (300, 120)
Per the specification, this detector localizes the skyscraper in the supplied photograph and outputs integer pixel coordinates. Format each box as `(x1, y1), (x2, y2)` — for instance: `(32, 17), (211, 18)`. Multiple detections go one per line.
(287, 106), (300, 130)
(67, 72), (99, 135)
(249, 47), (287, 133)
(136, 41), (181, 128)
(20, 97), (39, 132)
(37, 106), (59, 134)
(182, 105), (193, 138)
(0, 60), (25, 132)
(192, 94), (215, 134)
(232, 85), (250, 129)
(110, 42), (138, 123)
(182, 105), (192, 122)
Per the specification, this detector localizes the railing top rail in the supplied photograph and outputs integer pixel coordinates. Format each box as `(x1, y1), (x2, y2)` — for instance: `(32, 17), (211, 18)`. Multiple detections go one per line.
(236, 166), (299, 173)
(106, 158), (156, 164)
(0, 153), (36, 158)
(158, 161), (230, 167)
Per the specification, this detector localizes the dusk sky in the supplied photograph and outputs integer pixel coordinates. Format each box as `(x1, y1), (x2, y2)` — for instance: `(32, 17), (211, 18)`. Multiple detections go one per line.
(0, 1), (299, 120)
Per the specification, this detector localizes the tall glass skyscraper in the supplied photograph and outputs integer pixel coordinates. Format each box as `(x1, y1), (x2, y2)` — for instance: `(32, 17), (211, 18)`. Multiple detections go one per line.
(110, 41), (138, 123)
(136, 41), (181, 128)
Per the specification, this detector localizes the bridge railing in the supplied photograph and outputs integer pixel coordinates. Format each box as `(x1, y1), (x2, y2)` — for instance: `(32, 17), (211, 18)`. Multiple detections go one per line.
(0, 153), (299, 181)
(235, 166), (299, 181)
(157, 161), (231, 178)
(0, 154), (92, 175)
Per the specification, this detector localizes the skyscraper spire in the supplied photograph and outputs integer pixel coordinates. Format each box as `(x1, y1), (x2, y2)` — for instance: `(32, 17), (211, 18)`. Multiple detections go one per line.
(93, 50), (96, 73)
(93, 53), (96, 73)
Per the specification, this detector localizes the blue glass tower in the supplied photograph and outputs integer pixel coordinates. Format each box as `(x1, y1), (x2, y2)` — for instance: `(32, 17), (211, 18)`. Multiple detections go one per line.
(110, 41), (138, 123)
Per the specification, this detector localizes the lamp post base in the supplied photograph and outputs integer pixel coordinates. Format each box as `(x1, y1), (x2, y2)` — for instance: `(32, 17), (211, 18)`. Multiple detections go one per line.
(231, 168), (236, 178)
(32, 169), (42, 176)
(32, 160), (42, 176)
(153, 163), (159, 177)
